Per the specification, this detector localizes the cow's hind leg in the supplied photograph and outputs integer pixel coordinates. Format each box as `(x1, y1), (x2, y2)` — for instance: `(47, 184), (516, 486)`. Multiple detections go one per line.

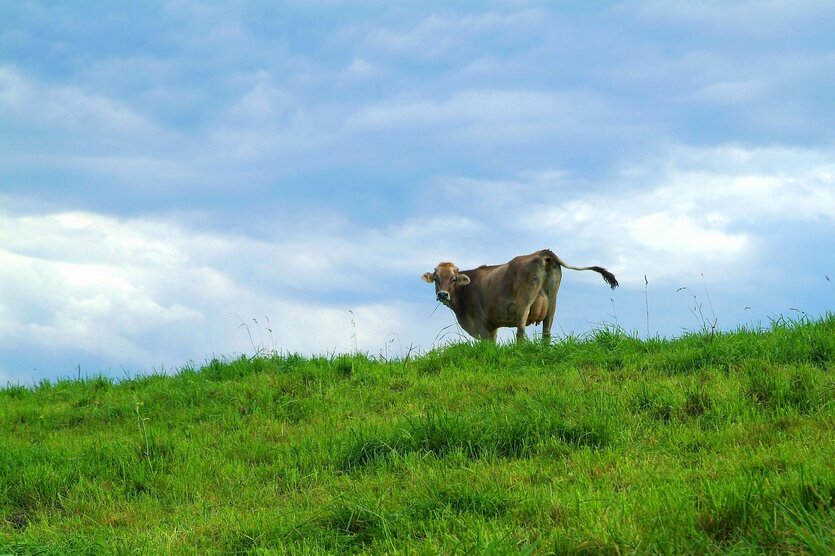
(516, 266), (547, 343)
(517, 299), (539, 342)
(541, 267), (563, 343)
(516, 296), (537, 342)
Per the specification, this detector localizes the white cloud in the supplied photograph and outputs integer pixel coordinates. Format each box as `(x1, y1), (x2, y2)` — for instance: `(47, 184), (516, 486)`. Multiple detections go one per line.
(0, 65), (195, 188)
(230, 79), (295, 121)
(206, 22), (246, 42)
(0, 65), (158, 136)
(433, 145), (835, 287)
(364, 11), (542, 57)
(0, 206), (482, 374)
(33, 154), (198, 186)
(687, 80), (767, 104)
(346, 88), (610, 143)
(342, 58), (379, 79)
(349, 89), (557, 127)
(0, 218), (211, 363)
(630, 0), (835, 35)
(205, 96), (341, 163)
(660, 146), (835, 221)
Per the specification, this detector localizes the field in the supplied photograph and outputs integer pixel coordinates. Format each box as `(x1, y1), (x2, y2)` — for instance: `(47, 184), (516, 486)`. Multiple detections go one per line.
(2, 316), (834, 554)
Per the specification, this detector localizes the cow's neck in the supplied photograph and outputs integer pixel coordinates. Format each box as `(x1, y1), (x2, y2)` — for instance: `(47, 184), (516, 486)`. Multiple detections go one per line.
(447, 292), (469, 323)
(447, 294), (481, 338)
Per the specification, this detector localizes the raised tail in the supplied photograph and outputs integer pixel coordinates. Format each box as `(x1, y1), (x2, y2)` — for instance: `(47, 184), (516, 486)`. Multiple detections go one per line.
(554, 255), (619, 289)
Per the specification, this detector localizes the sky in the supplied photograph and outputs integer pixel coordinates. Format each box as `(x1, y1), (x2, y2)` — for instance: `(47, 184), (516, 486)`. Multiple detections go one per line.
(2, 1), (834, 384)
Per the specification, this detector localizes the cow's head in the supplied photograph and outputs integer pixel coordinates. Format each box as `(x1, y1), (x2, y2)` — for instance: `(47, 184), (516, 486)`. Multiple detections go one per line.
(421, 262), (470, 306)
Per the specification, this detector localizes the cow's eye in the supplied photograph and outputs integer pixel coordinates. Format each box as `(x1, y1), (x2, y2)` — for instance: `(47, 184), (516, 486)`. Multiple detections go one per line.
(451, 276), (457, 283)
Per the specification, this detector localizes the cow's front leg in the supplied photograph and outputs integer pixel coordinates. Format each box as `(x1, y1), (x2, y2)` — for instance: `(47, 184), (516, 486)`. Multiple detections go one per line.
(476, 324), (495, 342)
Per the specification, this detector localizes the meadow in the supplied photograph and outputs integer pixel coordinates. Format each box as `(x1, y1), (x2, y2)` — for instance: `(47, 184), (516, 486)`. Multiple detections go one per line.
(1, 315), (834, 554)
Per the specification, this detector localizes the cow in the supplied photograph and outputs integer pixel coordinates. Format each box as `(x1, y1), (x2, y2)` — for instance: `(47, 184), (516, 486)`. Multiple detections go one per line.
(422, 249), (618, 342)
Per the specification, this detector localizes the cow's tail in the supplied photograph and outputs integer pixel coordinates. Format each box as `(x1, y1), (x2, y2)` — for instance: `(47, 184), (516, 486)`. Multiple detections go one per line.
(549, 252), (619, 289)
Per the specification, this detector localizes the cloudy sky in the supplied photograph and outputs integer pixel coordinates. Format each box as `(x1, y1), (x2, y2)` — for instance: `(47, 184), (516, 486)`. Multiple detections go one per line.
(2, 1), (834, 384)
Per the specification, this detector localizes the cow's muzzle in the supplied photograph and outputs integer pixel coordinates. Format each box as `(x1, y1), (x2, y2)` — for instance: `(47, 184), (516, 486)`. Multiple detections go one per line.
(436, 290), (450, 303)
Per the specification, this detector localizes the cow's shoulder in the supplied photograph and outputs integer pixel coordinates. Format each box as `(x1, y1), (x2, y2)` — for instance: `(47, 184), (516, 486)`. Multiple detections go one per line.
(462, 264), (496, 282)
(459, 263), (506, 287)
(474, 263), (500, 272)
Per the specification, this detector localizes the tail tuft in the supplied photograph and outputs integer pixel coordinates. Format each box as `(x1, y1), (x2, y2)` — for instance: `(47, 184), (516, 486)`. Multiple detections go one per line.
(591, 266), (619, 289)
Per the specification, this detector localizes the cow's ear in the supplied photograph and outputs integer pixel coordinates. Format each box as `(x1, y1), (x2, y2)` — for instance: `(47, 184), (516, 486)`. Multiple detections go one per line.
(421, 272), (435, 283)
(456, 274), (471, 286)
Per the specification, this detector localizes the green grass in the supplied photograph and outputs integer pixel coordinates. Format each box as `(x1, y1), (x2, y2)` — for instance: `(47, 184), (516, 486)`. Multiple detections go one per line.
(2, 315), (834, 554)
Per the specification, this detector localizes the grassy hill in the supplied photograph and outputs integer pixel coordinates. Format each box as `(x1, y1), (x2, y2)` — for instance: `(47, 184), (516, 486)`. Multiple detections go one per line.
(2, 316), (834, 554)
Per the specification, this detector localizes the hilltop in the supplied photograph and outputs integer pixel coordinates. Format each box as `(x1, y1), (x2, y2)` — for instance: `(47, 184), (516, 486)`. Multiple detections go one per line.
(2, 316), (834, 554)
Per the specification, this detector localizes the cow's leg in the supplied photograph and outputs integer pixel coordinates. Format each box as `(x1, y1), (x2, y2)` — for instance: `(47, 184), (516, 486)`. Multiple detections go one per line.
(516, 306), (530, 342)
(541, 268), (563, 343)
(475, 324), (494, 342)
(489, 329), (498, 342)
(515, 258), (548, 343)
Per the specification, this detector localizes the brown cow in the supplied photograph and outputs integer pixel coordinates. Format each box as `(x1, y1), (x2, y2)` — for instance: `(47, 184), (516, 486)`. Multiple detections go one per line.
(422, 249), (618, 342)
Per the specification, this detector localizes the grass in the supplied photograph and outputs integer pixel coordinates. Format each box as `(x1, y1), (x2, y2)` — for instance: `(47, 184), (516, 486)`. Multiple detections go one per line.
(1, 315), (834, 554)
